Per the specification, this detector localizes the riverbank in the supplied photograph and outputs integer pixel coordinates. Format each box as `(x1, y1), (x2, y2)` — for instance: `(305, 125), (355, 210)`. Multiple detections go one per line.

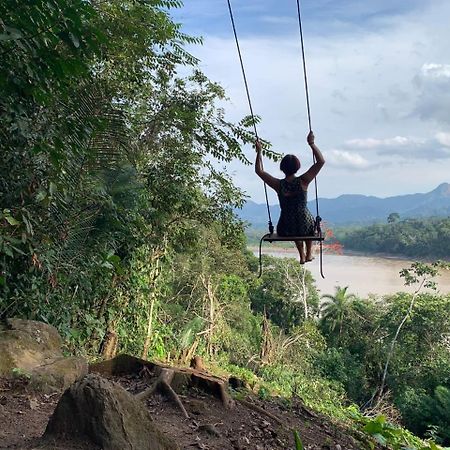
(250, 245), (437, 263)
(251, 247), (450, 296)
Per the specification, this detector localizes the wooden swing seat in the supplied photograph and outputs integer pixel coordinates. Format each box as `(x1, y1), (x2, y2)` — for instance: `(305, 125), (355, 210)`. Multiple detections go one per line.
(258, 232), (325, 279)
(262, 233), (324, 243)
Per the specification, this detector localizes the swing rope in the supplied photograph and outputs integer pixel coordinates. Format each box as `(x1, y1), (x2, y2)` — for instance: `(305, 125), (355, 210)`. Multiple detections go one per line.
(227, 0), (325, 278)
(296, 0), (324, 278)
(295, 0), (321, 229)
(226, 0), (274, 234)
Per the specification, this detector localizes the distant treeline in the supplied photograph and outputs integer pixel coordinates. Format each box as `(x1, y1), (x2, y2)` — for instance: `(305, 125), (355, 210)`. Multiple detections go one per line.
(335, 217), (450, 258)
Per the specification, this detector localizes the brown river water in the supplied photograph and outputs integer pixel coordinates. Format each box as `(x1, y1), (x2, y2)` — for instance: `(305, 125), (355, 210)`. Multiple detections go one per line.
(255, 247), (450, 297)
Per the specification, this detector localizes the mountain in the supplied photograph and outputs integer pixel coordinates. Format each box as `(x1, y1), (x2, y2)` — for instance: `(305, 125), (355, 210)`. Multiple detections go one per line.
(237, 183), (450, 227)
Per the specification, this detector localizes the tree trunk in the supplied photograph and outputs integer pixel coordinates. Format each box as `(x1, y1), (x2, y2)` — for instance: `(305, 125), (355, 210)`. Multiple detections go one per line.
(301, 269), (308, 320)
(141, 248), (165, 359)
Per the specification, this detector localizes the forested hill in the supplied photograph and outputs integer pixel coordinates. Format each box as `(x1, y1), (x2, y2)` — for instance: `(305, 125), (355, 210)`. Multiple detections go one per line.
(335, 217), (450, 259)
(239, 183), (450, 226)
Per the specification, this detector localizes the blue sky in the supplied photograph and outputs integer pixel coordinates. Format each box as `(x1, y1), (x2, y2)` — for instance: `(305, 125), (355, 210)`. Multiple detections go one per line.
(171, 0), (450, 203)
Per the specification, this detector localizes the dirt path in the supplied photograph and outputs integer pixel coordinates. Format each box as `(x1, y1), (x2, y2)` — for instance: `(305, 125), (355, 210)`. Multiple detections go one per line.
(0, 373), (373, 450)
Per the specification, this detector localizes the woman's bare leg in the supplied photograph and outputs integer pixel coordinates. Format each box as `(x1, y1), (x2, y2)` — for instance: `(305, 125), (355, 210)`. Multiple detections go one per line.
(295, 240), (306, 264)
(306, 241), (313, 262)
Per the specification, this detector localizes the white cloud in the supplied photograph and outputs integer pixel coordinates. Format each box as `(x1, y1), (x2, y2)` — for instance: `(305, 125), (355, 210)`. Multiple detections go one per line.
(413, 63), (450, 124)
(421, 63), (450, 79)
(436, 132), (450, 147)
(345, 136), (418, 149)
(325, 150), (373, 170)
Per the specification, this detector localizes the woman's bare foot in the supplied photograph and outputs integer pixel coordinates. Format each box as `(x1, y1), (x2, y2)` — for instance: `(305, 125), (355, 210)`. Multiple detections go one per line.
(295, 241), (306, 264)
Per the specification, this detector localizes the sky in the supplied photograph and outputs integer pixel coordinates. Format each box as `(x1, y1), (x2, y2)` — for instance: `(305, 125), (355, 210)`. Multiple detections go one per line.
(171, 0), (450, 203)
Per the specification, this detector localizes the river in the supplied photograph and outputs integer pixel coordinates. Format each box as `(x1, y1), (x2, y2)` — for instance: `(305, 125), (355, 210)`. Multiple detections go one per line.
(256, 248), (450, 297)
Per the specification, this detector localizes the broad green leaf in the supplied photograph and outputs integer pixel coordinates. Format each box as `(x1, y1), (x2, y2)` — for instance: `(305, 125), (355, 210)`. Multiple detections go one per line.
(372, 433), (387, 446)
(5, 215), (20, 226)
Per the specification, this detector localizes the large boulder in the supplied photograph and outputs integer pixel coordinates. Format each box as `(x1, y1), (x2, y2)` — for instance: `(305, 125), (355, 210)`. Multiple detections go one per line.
(44, 373), (179, 450)
(0, 318), (87, 392)
(0, 318), (62, 373)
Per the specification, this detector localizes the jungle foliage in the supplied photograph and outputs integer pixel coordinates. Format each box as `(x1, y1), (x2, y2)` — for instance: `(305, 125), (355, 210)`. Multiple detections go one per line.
(1, 1), (450, 448)
(335, 217), (450, 258)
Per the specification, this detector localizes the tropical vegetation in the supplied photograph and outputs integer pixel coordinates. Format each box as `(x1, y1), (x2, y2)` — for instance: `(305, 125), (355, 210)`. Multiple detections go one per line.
(1, 1), (449, 449)
(335, 217), (450, 259)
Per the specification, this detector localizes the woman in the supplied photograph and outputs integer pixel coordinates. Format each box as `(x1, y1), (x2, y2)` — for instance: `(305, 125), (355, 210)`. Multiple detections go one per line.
(255, 131), (325, 264)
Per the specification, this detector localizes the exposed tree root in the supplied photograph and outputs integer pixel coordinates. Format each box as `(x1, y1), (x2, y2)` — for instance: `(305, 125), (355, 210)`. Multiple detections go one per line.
(136, 367), (189, 419)
(91, 355), (238, 420)
(238, 398), (283, 426)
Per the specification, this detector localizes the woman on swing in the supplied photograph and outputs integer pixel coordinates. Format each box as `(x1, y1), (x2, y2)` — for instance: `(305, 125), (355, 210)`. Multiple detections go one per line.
(255, 131), (325, 264)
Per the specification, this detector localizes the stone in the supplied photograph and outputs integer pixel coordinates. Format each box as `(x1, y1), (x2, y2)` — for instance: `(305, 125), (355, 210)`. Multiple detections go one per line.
(0, 318), (87, 392)
(0, 319), (62, 375)
(44, 373), (179, 450)
(30, 356), (88, 393)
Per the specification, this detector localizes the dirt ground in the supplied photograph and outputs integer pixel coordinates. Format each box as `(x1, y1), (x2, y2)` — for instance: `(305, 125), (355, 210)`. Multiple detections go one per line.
(0, 372), (374, 450)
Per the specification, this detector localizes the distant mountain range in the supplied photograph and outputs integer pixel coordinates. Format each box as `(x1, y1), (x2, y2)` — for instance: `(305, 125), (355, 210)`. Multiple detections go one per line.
(237, 183), (450, 227)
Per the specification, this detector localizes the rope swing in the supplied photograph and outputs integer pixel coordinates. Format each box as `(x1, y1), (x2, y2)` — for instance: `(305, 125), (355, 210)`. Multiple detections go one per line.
(227, 0), (324, 278)
(295, 0), (324, 278)
(226, 0), (274, 235)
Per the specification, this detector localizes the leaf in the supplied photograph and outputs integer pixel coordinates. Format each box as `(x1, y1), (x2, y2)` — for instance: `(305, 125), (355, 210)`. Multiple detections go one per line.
(293, 430), (304, 450)
(49, 182), (57, 195)
(372, 433), (387, 445)
(2, 246), (14, 258)
(0, 276), (5, 286)
(5, 216), (20, 226)
(0, 26), (23, 41)
(363, 420), (383, 434)
(69, 32), (80, 48)
(36, 191), (47, 202)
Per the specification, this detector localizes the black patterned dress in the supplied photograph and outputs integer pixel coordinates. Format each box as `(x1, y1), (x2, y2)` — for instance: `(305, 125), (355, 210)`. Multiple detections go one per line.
(276, 177), (315, 236)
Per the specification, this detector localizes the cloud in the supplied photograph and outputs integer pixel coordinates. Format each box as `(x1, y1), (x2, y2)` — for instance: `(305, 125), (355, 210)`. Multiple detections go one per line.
(259, 15), (295, 26)
(421, 63), (450, 79)
(413, 63), (450, 124)
(345, 136), (421, 149)
(436, 132), (450, 147)
(340, 133), (450, 162)
(325, 150), (374, 170)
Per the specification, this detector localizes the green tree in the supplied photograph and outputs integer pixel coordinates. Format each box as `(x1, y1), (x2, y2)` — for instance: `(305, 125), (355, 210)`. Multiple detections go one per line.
(320, 286), (357, 343)
(387, 212), (400, 223)
(249, 256), (319, 332)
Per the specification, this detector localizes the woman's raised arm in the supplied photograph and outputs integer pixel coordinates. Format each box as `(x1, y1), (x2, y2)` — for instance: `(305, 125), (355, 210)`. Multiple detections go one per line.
(301, 131), (325, 186)
(255, 140), (280, 192)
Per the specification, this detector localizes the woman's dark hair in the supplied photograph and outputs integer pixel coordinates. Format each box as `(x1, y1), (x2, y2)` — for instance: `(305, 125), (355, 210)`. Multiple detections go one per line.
(280, 154), (300, 176)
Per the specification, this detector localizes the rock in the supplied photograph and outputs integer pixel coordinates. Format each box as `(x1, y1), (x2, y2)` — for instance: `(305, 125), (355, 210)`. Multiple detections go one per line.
(0, 318), (87, 392)
(44, 373), (179, 450)
(187, 399), (207, 415)
(30, 356), (88, 393)
(198, 423), (220, 437)
(0, 319), (62, 374)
